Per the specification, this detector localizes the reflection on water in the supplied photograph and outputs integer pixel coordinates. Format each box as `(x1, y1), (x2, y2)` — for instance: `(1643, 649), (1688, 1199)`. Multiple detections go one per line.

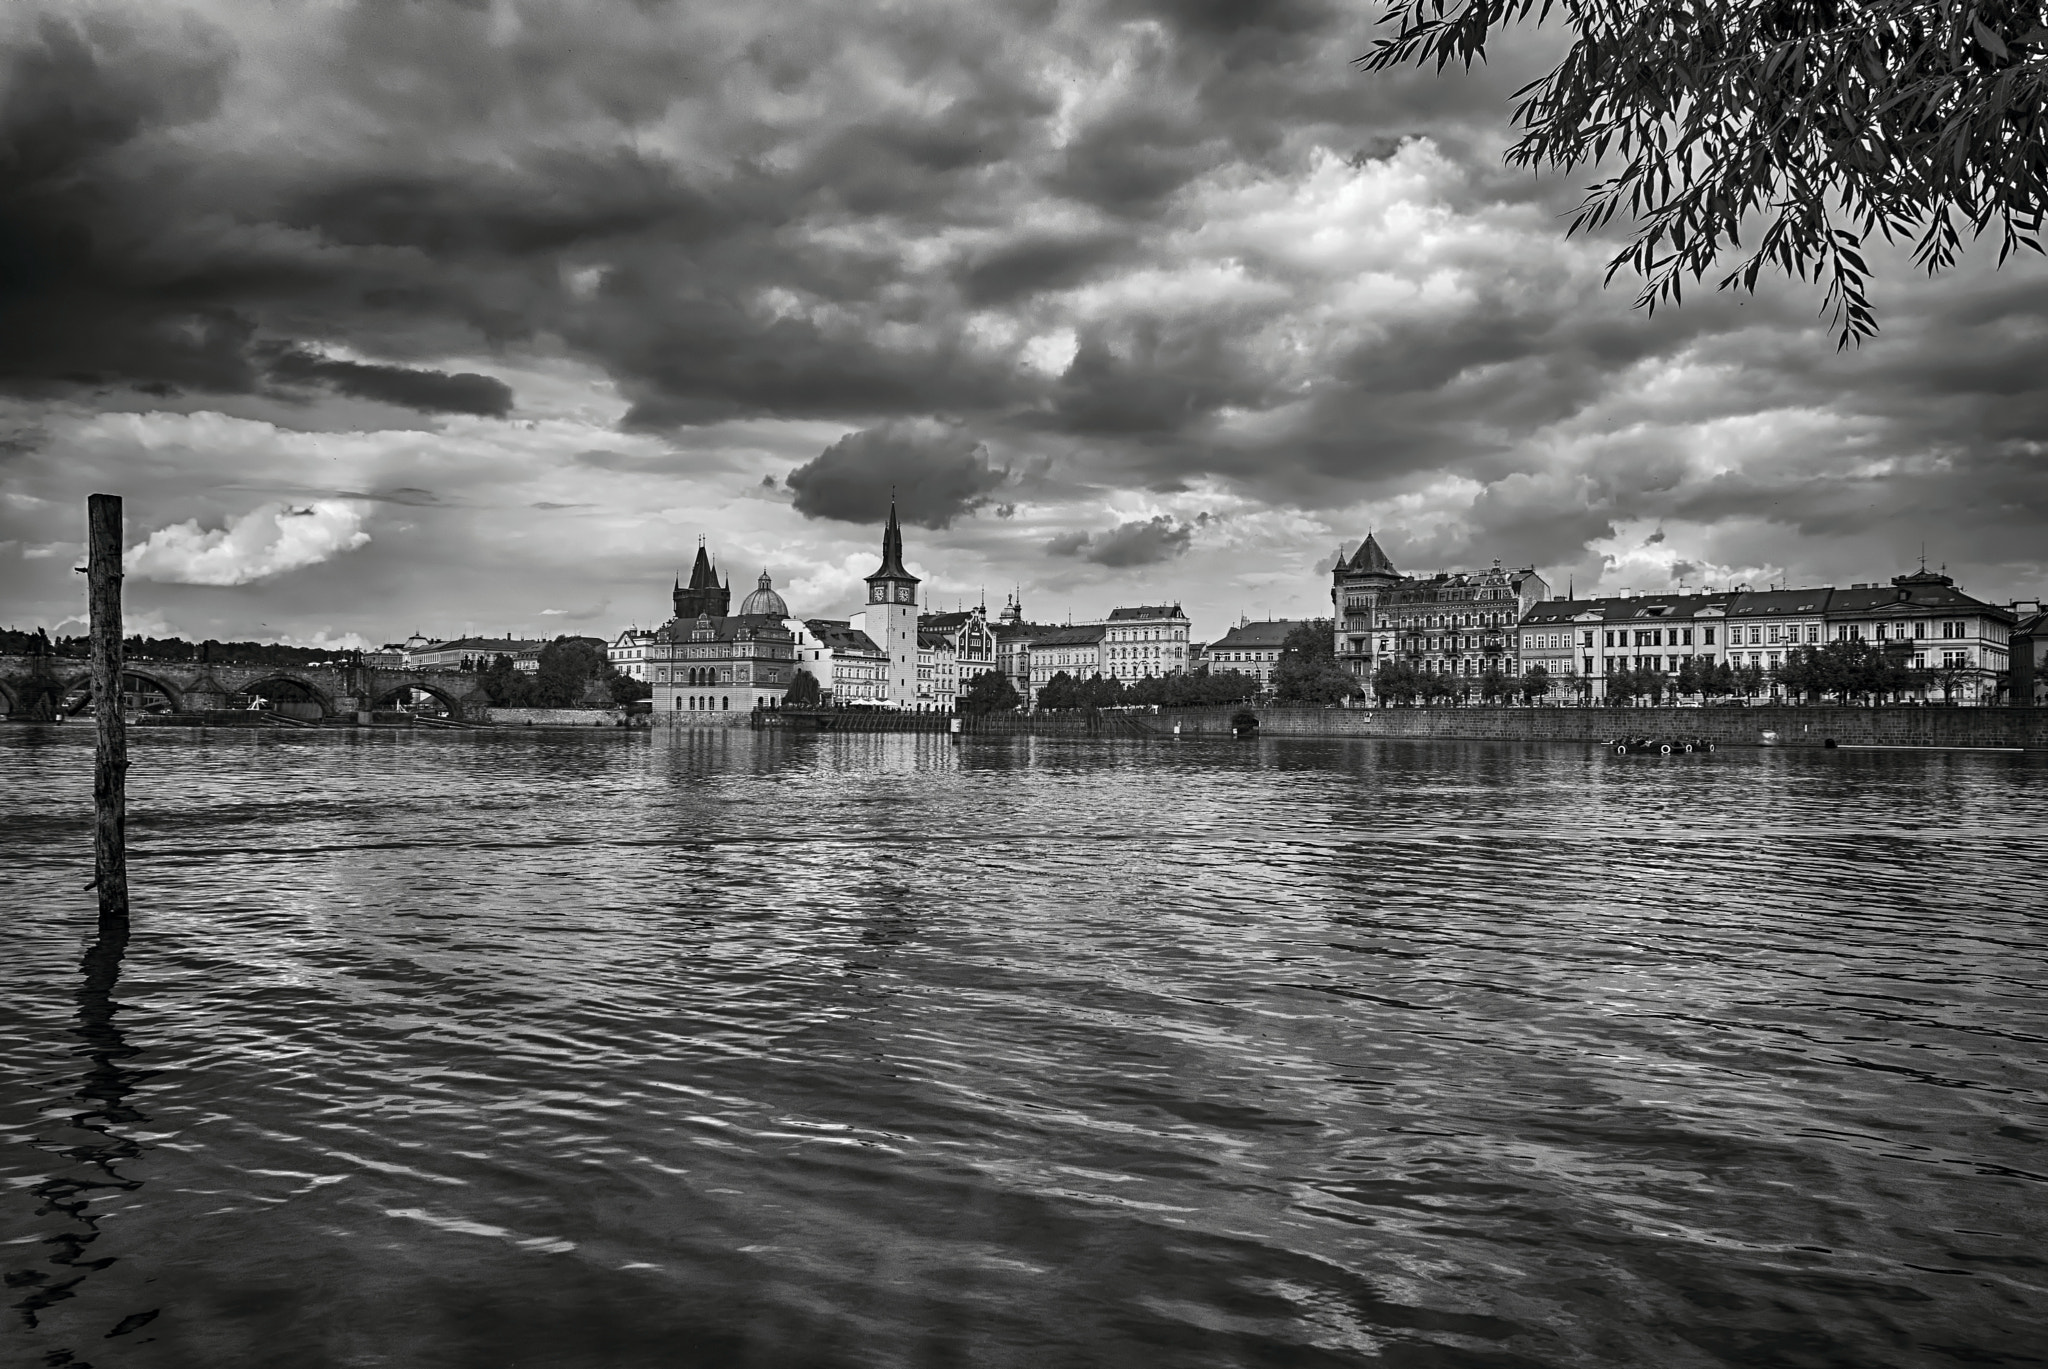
(1, 727), (2044, 1367)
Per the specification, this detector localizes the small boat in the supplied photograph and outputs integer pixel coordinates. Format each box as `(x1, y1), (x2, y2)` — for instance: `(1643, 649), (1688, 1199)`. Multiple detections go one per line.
(1609, 736), (1713, 756)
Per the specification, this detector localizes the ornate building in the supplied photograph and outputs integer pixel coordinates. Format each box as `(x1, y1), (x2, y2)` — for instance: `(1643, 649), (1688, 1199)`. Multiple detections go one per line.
(919, 604), (998, 705)
(847, 500), (921, 708)
(646, 563), (797, 716)
(1330, 534), (1549, 685)
(1101, 605), (1190, 682)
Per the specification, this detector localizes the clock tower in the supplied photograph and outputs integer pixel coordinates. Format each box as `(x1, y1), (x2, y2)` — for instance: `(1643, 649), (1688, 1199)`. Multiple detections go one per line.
(862, 498), (921, 708)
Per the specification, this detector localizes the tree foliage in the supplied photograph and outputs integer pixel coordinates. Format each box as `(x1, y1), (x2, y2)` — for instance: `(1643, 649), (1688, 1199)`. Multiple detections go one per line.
(1774, 639), (1924, 699)
(1362, 1), (2048, 344)
(784, 668), (822, 707)
(961, 669), (1022, 714)
(1034, 668), (1261, 709)
(1272, 619), (1363, 703)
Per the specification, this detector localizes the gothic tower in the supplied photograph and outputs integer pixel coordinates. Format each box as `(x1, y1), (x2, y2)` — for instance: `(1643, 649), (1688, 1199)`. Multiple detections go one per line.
(863, 499), (921, 707)
(673, 543), (731, 620)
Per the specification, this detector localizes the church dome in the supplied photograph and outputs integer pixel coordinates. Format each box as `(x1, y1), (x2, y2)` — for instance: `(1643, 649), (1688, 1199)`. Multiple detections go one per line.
(738, 570), (790, 618)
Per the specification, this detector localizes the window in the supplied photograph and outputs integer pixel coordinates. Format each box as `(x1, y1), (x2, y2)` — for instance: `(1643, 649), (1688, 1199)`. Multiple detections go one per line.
(1652, 629), (1664, 647)
(1682, 629), (1693, 645)
(1914, 622), (1927, 639)
(1808, 625), (1820, 643)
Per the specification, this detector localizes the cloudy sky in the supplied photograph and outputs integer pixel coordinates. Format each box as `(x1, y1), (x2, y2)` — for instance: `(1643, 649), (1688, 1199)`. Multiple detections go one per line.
(3, 0), (2044, 649)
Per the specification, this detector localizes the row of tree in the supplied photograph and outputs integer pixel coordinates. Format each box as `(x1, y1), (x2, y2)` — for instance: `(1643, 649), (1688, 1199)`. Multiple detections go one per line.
(1, 628), (350, 668)
(1033, 667), (1263, 711)
(472, 639), (649, 708)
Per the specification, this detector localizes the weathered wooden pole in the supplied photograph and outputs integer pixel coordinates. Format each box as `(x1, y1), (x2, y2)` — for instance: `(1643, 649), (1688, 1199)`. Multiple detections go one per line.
(88, 493), (129, 924)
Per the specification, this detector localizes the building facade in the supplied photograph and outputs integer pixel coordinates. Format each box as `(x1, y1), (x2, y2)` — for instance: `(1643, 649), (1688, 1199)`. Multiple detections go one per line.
(1026, 625), (1106, 703)
(1331, 534), (1549, 684)
(1205, 620), (1296, 689)
(1101, 605), (1191, 682)
(404, 635), (542, 672)
(646, 564), (797, 715)
(608, 629), (656, 681)
(920, 605), (998, 702)
(916, 630), (958, 710)
(993, 595), (1048, 703)
(1520, 569), (2013, 703)
(790, 619), (889, 705)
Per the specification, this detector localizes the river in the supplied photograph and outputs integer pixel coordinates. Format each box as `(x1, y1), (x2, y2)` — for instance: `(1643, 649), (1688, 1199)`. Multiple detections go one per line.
(3, 727), (2043, 1367)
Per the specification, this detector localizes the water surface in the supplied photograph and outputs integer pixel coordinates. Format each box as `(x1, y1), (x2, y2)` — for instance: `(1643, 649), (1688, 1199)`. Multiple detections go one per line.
(3, 727), (2044, 1367)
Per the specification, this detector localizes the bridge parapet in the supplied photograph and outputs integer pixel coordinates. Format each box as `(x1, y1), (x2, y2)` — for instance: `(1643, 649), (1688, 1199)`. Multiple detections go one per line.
(0, 655), (493, 721)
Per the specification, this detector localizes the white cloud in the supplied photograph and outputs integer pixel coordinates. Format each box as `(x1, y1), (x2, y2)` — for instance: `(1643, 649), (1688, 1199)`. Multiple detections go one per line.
(125, 500), (371, 586)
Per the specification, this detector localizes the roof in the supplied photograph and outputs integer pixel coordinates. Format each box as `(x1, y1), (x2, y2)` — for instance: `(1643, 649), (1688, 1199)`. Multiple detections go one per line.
(1518, 601), (1586, 626)
(1725, 588), (1830, 618)
(1209, 620), (1298, 650)
(802, 621), (885, 655)
(994, 620), (1056, 641)
(655, 615), (794, 644)
(1028, 624), (1107, 647)
(416, 636), (543, 654)
(919, 610), (986, 631)
(918, 630), (957, 650)
(1346, 533), (1399, 576)
(1828, 571), (2007, 618)
(865, 499), (918, 584)
(736, 571), (790, 619)
(1106, 604), (1186, 621)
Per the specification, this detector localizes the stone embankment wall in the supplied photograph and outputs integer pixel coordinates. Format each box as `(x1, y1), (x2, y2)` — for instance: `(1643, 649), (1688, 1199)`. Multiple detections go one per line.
(655, 710), (752, 730)
(1090, 705), (2046, 749)
(484, 707), (635, 727)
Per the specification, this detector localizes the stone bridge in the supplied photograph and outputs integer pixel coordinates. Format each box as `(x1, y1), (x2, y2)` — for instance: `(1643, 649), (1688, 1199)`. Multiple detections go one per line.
(0, 654), (493, 721)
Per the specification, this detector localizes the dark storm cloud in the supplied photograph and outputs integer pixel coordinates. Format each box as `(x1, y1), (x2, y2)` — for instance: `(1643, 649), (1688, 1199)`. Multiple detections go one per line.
(2, 0), (2045, 608)
(265, 348), (514, 417)
(1047, 515), (1194, 567)
(786, 421), (1008, 530)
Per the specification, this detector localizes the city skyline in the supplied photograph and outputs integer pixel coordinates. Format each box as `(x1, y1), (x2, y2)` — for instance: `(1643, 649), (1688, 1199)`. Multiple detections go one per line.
(3, 2), (2046, 650)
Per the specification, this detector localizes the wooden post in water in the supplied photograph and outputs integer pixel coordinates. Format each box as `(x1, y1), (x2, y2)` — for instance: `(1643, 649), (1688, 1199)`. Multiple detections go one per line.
(88, 493), (129, 924)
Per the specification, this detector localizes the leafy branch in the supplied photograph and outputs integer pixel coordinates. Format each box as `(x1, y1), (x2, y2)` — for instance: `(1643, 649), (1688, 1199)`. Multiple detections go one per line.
(1360, 1), (2048, 344)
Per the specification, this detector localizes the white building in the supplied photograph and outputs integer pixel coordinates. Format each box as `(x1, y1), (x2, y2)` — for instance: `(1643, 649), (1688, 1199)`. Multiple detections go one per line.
(1204, 620), (1296, 689)
(1025, 624), (1106, 703)
(608, 629), (656, 681)
(790, 619), (889, 704)
(1101, 604), (1190, 682)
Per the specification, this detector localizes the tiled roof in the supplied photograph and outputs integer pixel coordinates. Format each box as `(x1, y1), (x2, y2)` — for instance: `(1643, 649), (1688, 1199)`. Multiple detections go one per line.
(804, 621), (883, 654)
(1518, 601), (1584, 625)
(655, 615), (794, 643)
(1725, 588), (1830, 617)
(419, 636), (543, 654)
(1209, 620), (1298, 649)
(1029, 624), (1107, 647)
(1106, 604), (1186, 620)
(1346, 533), (1398, 575)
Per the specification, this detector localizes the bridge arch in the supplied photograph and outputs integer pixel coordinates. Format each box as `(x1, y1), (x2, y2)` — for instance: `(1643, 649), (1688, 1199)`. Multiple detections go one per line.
(55, 669), (185, 716)
(369, 679), (467, 719)
(235, 674), (335, 718)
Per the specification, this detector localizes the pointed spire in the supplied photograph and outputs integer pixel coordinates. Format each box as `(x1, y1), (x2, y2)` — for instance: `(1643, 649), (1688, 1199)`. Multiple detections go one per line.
(867, 493), (917, 584)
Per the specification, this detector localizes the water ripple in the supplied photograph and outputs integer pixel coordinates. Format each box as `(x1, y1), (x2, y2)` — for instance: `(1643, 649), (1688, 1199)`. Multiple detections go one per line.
(2, 727), (2044, 1366)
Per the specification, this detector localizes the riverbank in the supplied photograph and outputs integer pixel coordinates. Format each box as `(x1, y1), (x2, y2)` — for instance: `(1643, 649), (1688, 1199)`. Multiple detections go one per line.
(957, 704), (2048, 750)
